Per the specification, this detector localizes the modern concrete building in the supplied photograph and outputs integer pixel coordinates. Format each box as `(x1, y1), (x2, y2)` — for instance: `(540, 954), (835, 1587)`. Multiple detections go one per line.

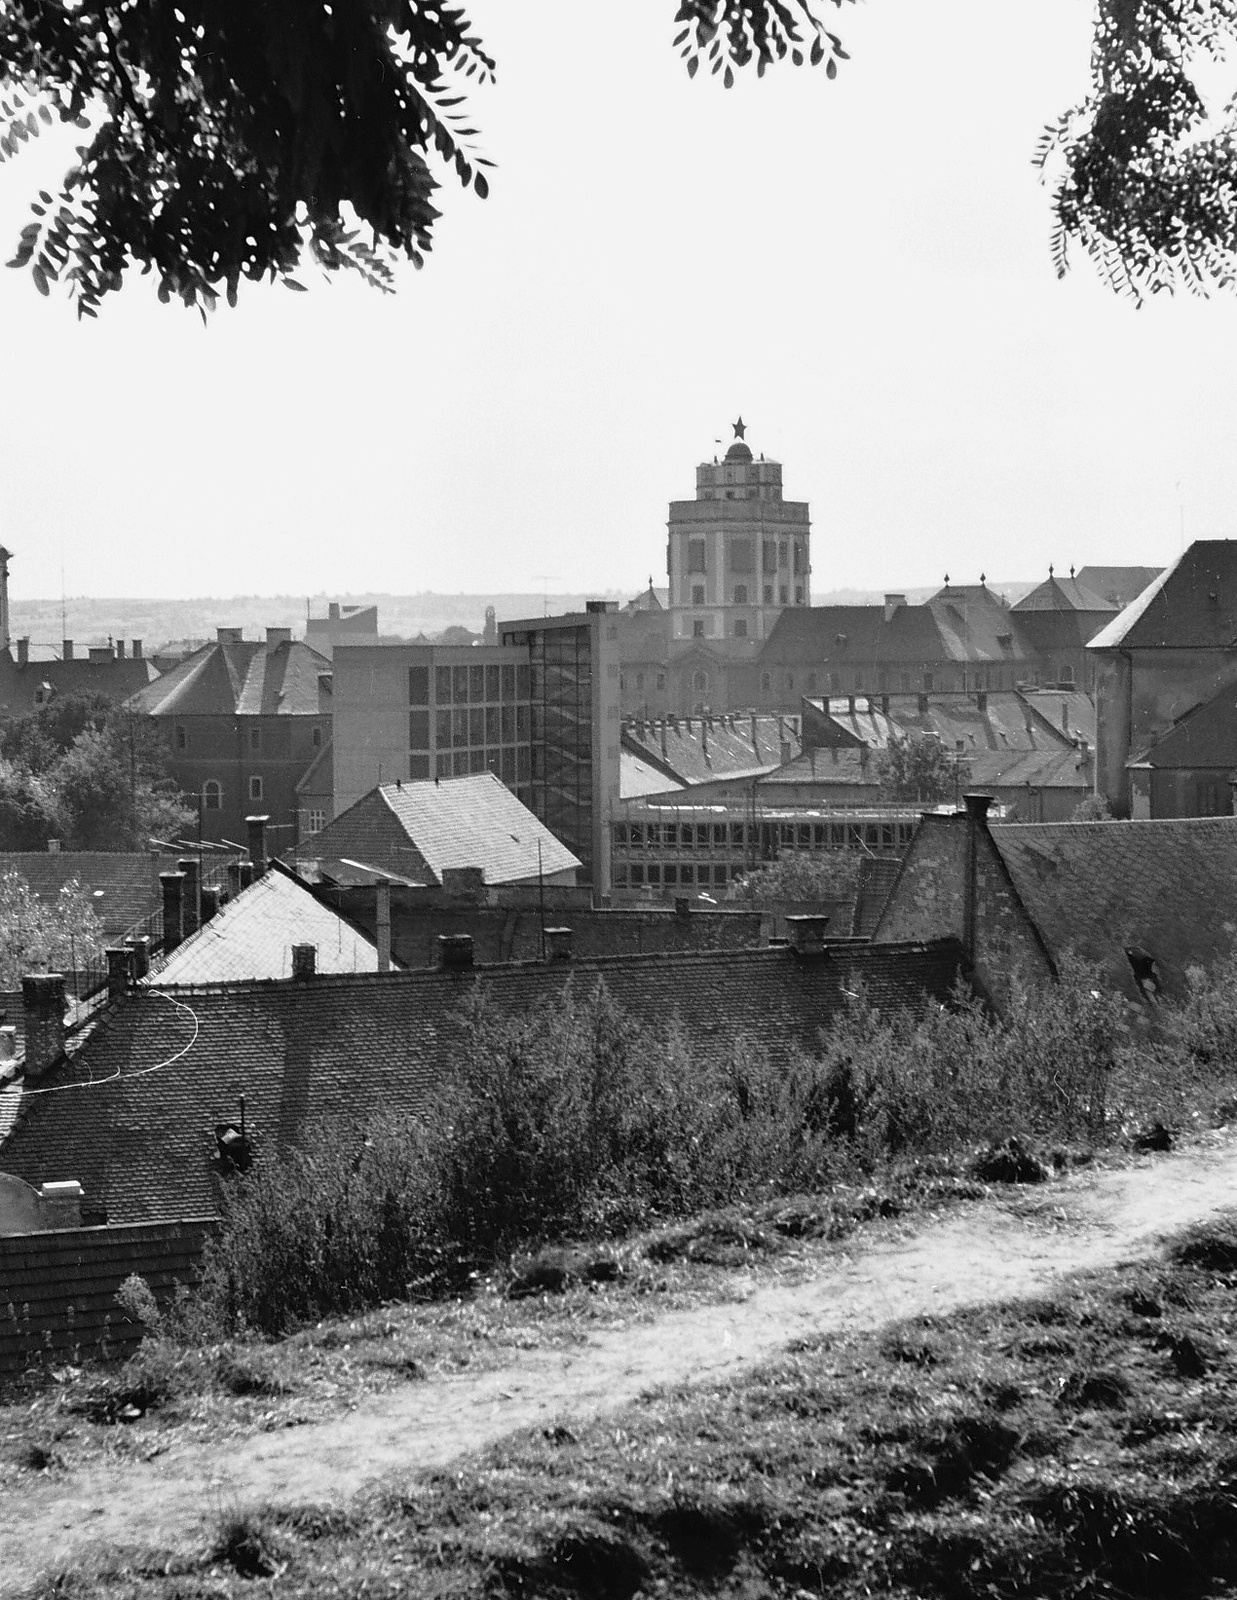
(330, 604), (621, 892)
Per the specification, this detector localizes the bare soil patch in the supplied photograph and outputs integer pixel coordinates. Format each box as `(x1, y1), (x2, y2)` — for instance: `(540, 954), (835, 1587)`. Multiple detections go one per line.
(7, 1133), (1237, 1597)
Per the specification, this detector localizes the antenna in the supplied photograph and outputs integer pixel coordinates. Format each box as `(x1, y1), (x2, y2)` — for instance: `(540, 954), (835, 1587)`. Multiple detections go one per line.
(533, 575), (560, 617)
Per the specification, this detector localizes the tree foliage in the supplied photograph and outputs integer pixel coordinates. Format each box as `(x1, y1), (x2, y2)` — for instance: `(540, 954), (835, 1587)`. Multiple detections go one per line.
(874, 736), (970, 805)
(0, 870), (105, 987)
(731, 850), (863, 903)
(0, 699), (190, 850)
(7, 3), (1228, 312)
(1038, 0), (1237, 300)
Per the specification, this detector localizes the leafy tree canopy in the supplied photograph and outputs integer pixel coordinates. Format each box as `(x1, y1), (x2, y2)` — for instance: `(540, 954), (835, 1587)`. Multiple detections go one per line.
(731, 851), (863, 903)
(1, 1), (1230, 314)
(0, 691), (114, 774)
(0, 870), (105, 987)
(874, 736), (971, 805)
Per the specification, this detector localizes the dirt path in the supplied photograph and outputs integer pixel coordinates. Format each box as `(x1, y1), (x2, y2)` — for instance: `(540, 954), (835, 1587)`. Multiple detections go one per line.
(8, 1136), (1237, 1595)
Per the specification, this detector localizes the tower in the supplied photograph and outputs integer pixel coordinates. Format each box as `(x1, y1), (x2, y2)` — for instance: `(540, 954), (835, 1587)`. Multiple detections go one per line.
(0, 546), (10, 654)
(666, 419), (811, 650)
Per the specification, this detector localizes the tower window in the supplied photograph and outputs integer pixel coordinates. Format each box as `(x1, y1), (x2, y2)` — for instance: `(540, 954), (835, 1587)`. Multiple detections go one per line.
(687, 539), (706, 573)
(763, 585), (773, 604)
(692, 584), (705, 606)
(733, 584), (748, 605)
(693, 620), (705, 638)
(734, 619), (748, 638)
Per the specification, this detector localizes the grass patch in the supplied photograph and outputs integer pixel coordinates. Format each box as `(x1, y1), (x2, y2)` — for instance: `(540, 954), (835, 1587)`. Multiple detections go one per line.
(36, 1211), (1237, 1599)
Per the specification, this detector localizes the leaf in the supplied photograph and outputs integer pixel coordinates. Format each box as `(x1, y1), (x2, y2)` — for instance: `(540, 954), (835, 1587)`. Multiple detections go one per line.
(474, 170), (488, 199)
(31, 262), (48, 296)
(826, 55), (837, 79)
(283, 278), (307, 290)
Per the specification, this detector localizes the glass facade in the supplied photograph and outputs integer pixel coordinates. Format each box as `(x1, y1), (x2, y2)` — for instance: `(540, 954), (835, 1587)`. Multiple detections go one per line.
(408, 654), (532, 791)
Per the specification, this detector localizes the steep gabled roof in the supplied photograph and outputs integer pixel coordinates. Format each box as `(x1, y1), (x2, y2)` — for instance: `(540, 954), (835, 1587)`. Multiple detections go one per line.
(1012, 574), (1115, 613)
(1088, 542), (1237, 651)
(622, 714), (800, 786)
(991, 816), (1237, 999)
(1129, 682), (1237, 770)
(0, 852), (169, 942)
(150, 865), (392, 986)
(1075, 566), (1164, 608)
(761, 604), (950, 666)
(926, 587), (1035, 662)
(0, 938), (967, 1224)
(288, 775), (581, 887)
(125, 636), (329, 718)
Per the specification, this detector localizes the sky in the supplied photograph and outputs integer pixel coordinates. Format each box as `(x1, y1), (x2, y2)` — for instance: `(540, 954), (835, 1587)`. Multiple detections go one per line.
(1, 1), (1235, 604)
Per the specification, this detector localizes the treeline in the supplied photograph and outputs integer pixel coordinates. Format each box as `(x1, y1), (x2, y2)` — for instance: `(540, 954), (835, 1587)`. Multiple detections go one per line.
(0, 694), (189, 851)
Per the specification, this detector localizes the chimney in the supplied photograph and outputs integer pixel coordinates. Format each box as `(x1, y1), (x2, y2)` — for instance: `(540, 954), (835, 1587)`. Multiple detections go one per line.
(39, 1181), (83, 1231)
(216, 627), (243, 644)
(132, 638), (143, 659)
(962, 793), (994, 966)
(1078, 739), (1093, 783)
(116, 638), (126, 659)
(847, 694), (855, 714)
(266, 626), (292, 652)
(438, 933), (475, 969)
(883, 593), (906, 623)
(660, 720), (668, 758)
(125, 935), (151, 979)
(21, 974), (66, 1078)
(239, 861), (255, 889)
(1061, 702), (1069, 734)
(0, 1024), (17, 1064)
(62, 639), (73, 660)
(976, 691), (988, 713)
(200, 885), (221, 923)
(785, 914), (831, 952)
(16, 637), (28, 667)
(0, 545), (9, 652)
(160, 870), (185, 951)
(227, 861), (243, 899)
(105, 945), (134, 1000)
(545, 926), (573, 961)
(750, 713), (758, 750)
(246, 815), (269, 876)
(329, 602), (341, 621)
(291, 943), (317, 981)
(880, 694), (890, 716)
(177, 856), (201, 935)
(376, 880), (392, 973)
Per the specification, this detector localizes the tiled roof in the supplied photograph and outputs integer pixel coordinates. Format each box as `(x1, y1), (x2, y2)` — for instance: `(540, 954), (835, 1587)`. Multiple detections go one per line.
(0, 938), (967, 1224)
(0, 852), (170, 942)
(1012, 575), (1115, 613)
(150, 866), (391, 986)
(0, 653), (158, 719)
(124, 637), (329, 718)
(805, 692), (1085, 758)
(967, 745), (1091, 791)
(287, 776), (581, 887)
(1088, 542), (1237, 651)
(1021, 689), (1097, 747)
(621, 751), (685, 799)
(991, 816), (1237, 1000)
(1129, 683), (1237, 770)
(622, 714), (801, 786)
(926, 587), (1035, 662)
(1075, 566), (1163, 608)
(761, 605), (949, 666)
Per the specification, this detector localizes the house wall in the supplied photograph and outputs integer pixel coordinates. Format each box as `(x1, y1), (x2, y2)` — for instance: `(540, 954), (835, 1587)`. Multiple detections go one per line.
(157, 712), (326, 850)
(1094, 645), (1237, 814)
(872, 814), (1051, 1008)
(0, 1218), (216, 1376)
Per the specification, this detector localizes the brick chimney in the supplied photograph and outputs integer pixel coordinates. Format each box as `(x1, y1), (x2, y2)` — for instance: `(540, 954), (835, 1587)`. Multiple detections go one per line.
(16, 636), (28, 667)
(785, 914), (831, 953)
(883, 593), (906, 624)
(227, 861), (243, 899)
(21, 974), (66, 1078)
(125, 935), (151, 979)
(291, 943), (317, 980)
(105, 946), (134, 1000)
(246, 815), (269, 876)
(962, 793), (994, 965)
(376, 881), (392, 973)
(160, 870), (185, 951)
(438, 933), (474, 969)
(115, 638), (126, 659)
(266, 627), (292, 652)
(132, 638), (143, 659)
(177, 856), (201, 935)
(545, 926), (573, 961)
(62, 638), (73, 660)
(39, 1180), (83, 1229)
(200, 885), (221, 923)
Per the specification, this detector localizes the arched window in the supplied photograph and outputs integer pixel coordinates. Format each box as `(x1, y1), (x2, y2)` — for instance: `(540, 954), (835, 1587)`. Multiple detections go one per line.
(693, 670), (710, 693)
(203, 780), (222, 811)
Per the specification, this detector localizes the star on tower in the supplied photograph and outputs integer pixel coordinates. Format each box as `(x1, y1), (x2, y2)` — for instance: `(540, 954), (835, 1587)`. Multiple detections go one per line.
(732, 416), (746, 440)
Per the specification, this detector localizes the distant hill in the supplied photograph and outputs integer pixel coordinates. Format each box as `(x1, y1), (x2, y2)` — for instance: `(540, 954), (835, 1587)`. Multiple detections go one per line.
(7, 581), (1040, 653)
